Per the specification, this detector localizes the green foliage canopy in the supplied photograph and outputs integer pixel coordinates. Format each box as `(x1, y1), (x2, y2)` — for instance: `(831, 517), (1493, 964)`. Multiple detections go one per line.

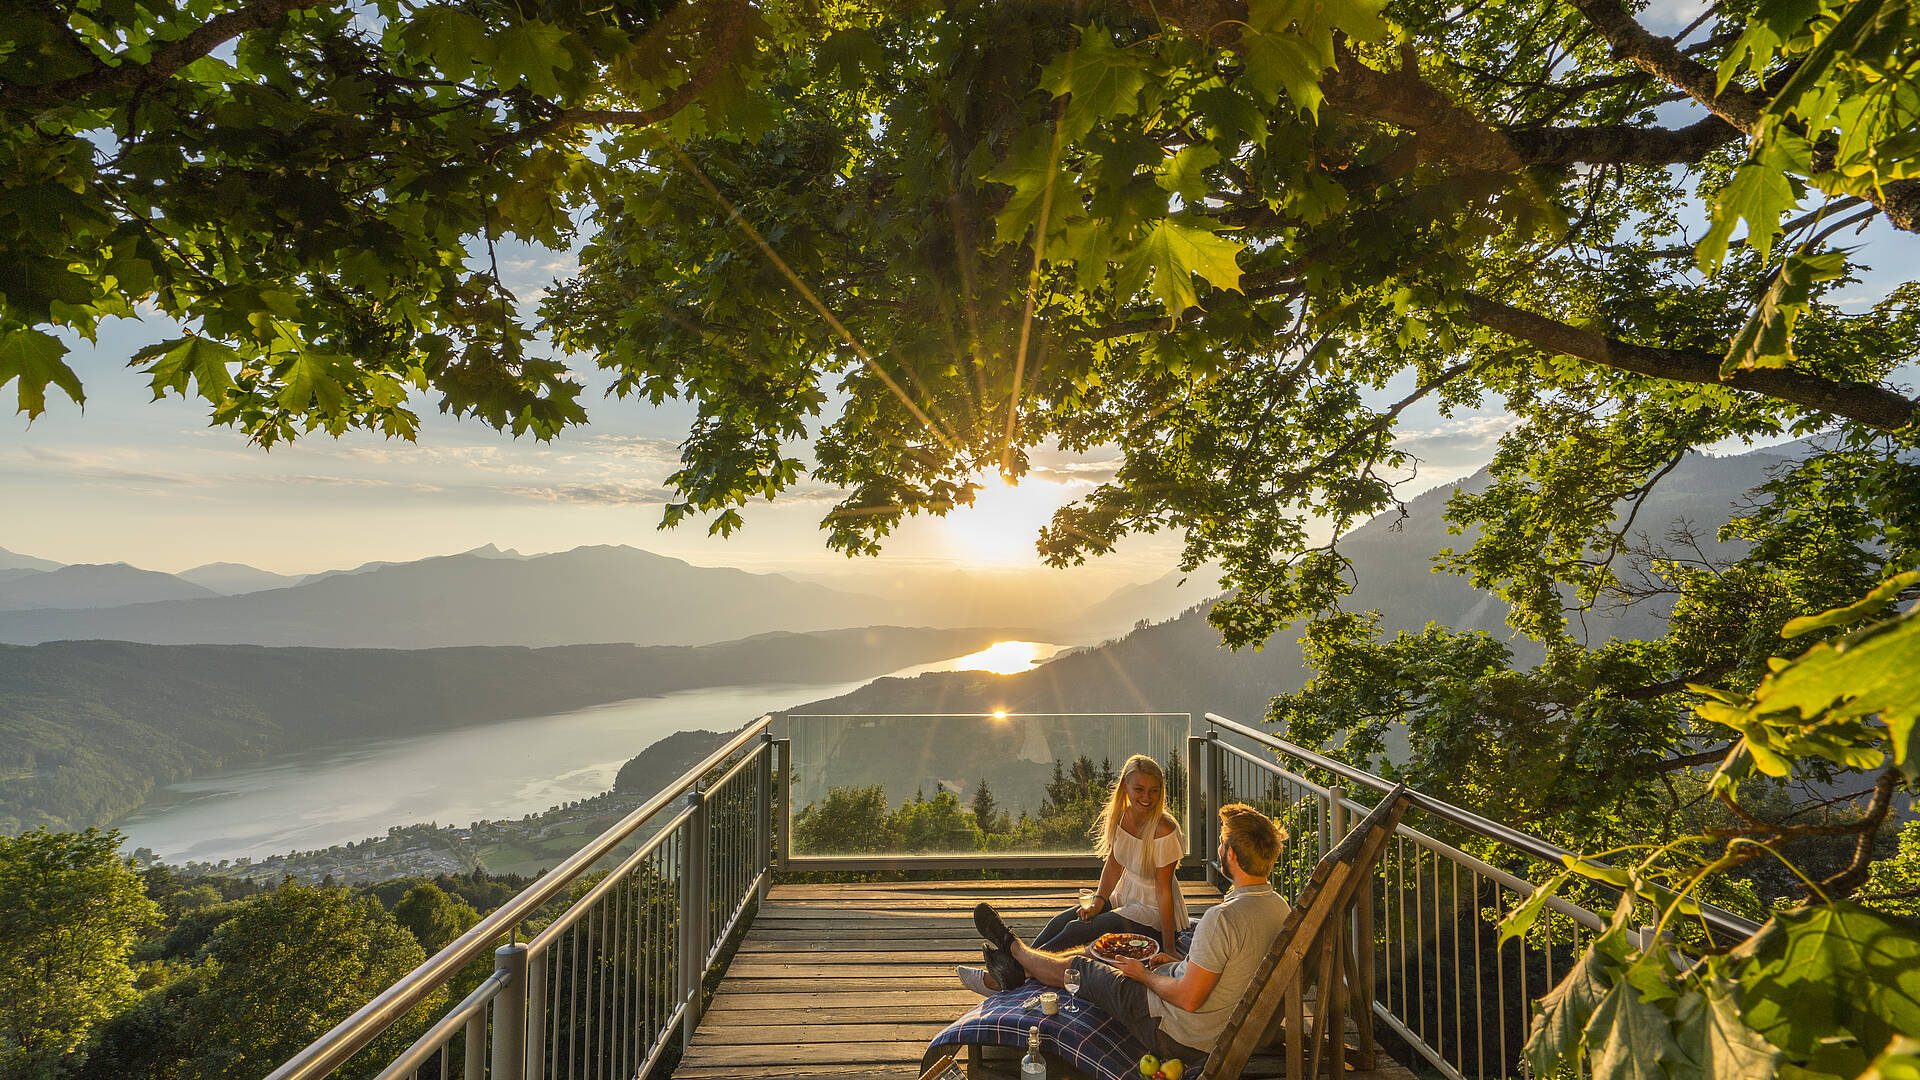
(1509, 579), (1920, 1080)
(0, 828), (158, 1080)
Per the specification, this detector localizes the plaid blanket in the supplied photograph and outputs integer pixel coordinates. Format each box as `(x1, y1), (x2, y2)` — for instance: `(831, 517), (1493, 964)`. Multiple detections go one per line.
(926, 928), (1197, 1080)
(925, 979), (1152, 1080)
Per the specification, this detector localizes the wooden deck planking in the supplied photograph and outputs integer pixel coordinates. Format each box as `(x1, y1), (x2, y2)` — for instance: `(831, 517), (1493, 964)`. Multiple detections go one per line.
(673, 880), (1417, 1080)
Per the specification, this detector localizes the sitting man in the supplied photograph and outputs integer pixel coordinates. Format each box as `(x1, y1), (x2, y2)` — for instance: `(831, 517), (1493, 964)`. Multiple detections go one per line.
(971, 803), (1291, 1066)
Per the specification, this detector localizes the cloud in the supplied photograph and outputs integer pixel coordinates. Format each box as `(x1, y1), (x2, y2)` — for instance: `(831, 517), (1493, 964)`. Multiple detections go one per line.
(1028, 458), (1123, 485)
(16, 447), (212, 489)
(1639, 0), (1709, 31)
(1395, 414), (1519, 466)
(276, 474), (445, 493)
(579, 434), (683, 465)
(508, 482), (677, 505)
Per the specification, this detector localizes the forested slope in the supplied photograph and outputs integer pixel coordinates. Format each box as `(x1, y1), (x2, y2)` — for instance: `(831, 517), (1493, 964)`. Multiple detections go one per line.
(0, 626), (1028, 834)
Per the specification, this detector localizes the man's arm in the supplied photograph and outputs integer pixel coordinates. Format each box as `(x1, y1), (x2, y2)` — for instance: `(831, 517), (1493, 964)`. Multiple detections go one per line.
(1109, 955), (1221, 1013)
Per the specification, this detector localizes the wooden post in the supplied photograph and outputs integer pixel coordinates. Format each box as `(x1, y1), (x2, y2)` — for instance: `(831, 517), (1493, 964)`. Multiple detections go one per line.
(1350, 866), (1377, 1070)
(1330, 785), (1377, 1069)
(1285, 976), (1305, 1080)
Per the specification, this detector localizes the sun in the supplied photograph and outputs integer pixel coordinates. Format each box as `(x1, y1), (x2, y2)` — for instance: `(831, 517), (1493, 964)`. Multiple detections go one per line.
(941, 477), (1074, 565)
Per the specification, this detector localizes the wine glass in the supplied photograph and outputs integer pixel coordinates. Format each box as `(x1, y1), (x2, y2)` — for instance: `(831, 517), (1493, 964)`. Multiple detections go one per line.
(1061, 961), (1082, 1013)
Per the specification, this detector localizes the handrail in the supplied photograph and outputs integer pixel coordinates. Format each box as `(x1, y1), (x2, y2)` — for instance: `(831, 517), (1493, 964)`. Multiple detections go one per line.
(1203, 712), (1763, 940)
(263, 714), (776, 1080)
(523, 802), (696, 953)
(370, 968), (511, 1080)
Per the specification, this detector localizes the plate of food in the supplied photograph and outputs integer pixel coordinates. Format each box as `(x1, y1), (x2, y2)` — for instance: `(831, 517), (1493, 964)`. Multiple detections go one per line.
(1090, 933), (1158, 963)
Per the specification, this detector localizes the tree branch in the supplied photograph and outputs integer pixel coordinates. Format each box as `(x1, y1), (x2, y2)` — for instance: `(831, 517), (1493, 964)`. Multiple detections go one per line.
(1818, 768), (1900, 897)
(1620, 661), (1739, 701)
(1648, 743), (1737, 770)
(1561, 0), (1767, 131)
(1322, 45), (1742, 169)
(1563, 0), (1920, 232)
(1500, 113), (1740, 166)
(503, 0), (753, 148)
(1458, 292), (1920, 431)
(1, 0), (333, 114)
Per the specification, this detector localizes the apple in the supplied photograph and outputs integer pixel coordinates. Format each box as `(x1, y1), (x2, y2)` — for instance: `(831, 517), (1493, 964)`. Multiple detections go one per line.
(1138, 1053), (1160, 1078)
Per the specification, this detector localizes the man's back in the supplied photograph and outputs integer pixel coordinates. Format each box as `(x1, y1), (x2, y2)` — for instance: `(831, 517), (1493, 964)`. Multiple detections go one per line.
(1148, 882), (1292, 1051)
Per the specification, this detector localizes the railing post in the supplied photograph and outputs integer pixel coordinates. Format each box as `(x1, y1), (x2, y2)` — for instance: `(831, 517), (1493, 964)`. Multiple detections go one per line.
(756, 732), (773, 901)
(680, 789), (709, 1051)
(1205, 729), (1225, 890)
(524, 947), (548, 1080)
(464, 1005), (486, 1080)
(1184, 735), (1206, 869)
(490, 944), (527, 1080)
(774, 738), (791, 870)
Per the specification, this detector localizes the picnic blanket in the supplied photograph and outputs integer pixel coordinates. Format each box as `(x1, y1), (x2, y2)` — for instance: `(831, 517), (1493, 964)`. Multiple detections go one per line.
(925, 979), (1152, 1080)
(925, 928), (1198, 1080)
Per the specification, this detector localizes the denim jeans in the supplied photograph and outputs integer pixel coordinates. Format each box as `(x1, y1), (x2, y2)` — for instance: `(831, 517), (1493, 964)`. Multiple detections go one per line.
(1032, 906), (1161, 951)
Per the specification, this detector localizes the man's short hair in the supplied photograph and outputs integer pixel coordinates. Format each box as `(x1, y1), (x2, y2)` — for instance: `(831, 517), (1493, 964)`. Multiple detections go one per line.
(1219, 803), (1287, 879)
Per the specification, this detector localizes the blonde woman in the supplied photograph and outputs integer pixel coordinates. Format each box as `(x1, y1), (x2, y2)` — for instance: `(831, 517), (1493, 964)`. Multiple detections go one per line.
(960, 755), (1190, 995)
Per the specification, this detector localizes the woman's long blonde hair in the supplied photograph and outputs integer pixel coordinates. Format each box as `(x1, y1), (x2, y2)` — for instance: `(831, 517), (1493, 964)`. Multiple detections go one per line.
(1091, 755), (1173, 865)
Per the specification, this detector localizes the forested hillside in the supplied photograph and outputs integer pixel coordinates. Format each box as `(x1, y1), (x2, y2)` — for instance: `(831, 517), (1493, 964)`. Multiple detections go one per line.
(0, 626), (1028, 834)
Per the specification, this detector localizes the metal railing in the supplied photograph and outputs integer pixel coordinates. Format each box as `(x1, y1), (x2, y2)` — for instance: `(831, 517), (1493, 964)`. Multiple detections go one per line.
(264, 717), (777, 1080)
(777, 711), (1193, 873)
(269, 706), (1769, 1080)
(1198, 713), (1761, 1080)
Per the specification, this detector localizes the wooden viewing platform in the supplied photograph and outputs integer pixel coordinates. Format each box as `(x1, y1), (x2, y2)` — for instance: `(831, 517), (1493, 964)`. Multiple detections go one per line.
(676, 879), (1418, 1079)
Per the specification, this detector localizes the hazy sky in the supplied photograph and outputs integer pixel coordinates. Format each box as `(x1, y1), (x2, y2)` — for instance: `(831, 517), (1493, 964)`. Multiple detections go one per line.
(5, 209), (1914, 580)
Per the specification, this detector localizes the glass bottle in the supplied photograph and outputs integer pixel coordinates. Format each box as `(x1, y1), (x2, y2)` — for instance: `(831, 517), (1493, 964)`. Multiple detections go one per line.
(1021, 1024), (1046, 1079)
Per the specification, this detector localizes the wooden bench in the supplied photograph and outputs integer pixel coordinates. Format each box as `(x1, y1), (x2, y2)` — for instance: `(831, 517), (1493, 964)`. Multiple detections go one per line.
(1197, 784), (1411, 1080)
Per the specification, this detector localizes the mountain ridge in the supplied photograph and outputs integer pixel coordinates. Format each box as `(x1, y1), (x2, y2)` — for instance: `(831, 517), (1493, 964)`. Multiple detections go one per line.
(0, 544), (907, 648)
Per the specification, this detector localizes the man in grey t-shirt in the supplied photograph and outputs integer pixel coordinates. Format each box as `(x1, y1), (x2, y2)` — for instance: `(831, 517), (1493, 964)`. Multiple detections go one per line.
(976, 803), (1291, 1063)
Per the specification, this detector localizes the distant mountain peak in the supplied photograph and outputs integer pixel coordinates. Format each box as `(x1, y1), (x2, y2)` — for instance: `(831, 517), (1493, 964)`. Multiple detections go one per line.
(0, 547), (62, 572)
(463, 544), (530, 559)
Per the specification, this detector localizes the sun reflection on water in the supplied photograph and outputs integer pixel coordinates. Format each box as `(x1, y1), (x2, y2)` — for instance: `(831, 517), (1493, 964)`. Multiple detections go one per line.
(941, 640), (1060, 674)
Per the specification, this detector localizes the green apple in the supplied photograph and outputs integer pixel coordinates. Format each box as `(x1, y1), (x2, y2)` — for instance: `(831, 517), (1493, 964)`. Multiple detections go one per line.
(1138, 1054), (1160, 1078)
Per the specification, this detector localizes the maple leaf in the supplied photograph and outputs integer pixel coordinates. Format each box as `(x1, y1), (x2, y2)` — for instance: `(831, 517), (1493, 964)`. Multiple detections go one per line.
(1117, 218), (1246, 316)
(0, 328), (83, 418)
(980, 127), (1082, 247)
(277, 353), (349, 417)
(1040, 26), (1148, 139)
(1721, 248), (1849, 376)
(1671, 978), (1784, 1080)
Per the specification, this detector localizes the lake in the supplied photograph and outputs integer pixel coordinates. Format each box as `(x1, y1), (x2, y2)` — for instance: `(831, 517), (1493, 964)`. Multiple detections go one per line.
(116, 640), (1063, 864)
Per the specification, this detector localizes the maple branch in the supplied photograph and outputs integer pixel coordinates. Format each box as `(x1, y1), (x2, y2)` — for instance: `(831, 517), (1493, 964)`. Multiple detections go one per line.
(507, 0), (753, 146)
(1500, 113), (1740, 166)
(1561, 0), (1768, 131)
(1458, 292), (1920, 431)
(1563, 0), (1920, 232)
(1818, 768), (1899, 897)
(1, 0), (334, 114)
(1647, 744), (1737, 771)
(1618, 661), (1738, 702)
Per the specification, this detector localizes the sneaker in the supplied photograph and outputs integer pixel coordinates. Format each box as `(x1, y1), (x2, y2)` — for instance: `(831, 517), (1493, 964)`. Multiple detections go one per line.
(956, 964), (995, 996)
(983, 944), (1025, 992)
(974, 901), (1018, 951)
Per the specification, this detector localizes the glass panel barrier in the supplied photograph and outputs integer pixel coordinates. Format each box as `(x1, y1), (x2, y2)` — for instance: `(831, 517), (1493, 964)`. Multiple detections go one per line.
(781, 713), (1190, 859)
